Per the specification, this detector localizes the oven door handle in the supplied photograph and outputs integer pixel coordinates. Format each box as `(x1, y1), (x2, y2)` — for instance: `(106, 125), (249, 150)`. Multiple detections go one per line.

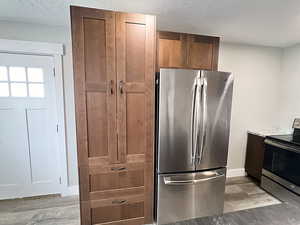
(265, 139), (300, 153)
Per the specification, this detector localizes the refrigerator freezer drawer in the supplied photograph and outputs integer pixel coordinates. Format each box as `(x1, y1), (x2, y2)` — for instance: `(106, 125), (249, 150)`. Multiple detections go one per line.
(156, 168), (226, 225)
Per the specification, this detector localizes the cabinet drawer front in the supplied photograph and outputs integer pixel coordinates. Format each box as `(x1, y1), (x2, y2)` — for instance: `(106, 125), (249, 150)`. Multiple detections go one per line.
(91, 194), (144, 224)
(89, 163), (144, 192)
(90, 186), (144, 200)
(95, 217), (144, 225)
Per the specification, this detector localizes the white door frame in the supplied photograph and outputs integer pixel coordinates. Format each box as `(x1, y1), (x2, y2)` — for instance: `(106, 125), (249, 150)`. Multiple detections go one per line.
(0, 39), (69, 195)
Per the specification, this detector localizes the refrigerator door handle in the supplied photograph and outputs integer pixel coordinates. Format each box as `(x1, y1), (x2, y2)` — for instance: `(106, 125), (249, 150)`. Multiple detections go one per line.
(191, 76), (199, 164)
(194, 75), (202, 164)
(190, 81), (196, 164)
(164, 172), (225, 185)
(197, 77), (207, 163)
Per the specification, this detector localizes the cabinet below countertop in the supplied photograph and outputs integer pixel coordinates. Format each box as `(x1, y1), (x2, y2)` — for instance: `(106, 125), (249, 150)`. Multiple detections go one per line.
(245, 132), (265, 181)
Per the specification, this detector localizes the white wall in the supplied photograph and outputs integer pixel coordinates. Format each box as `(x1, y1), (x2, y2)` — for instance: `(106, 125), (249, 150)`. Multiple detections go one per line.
(219, 43), (283, 169)
(0, 20), (286, 185)
(0, 21), (78, 186)
(279, 44), (300, 132)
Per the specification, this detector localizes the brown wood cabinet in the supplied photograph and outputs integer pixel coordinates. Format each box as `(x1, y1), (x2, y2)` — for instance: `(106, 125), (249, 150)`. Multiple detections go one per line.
(71, 6), (155, 225)
(245, 133), (265, 181)
(157, 31), (219, 70)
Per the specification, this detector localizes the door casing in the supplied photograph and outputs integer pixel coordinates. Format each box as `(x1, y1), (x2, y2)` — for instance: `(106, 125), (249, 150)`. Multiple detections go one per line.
(0, 39), (71, 197)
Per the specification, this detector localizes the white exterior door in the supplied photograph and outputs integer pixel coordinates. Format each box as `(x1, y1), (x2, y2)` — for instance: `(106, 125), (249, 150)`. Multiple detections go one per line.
(0, 53), (61, 199)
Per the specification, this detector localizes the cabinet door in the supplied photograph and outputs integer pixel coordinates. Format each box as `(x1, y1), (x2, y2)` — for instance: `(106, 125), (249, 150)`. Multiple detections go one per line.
(71, 6), (117, 225)
(158, 31), (187, 68)
(116, 12), (155, 224)
(245, 133), (265, 181)
(186, 34), (219, 70)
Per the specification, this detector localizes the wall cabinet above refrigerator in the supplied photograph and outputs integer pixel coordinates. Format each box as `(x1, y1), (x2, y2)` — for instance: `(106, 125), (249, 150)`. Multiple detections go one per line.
(157, 31), (220, 71)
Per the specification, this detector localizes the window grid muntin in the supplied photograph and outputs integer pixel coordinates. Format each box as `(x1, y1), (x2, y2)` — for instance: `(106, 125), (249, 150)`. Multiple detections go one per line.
(0, 65), (45, 98)
(0, 66), (8, 81)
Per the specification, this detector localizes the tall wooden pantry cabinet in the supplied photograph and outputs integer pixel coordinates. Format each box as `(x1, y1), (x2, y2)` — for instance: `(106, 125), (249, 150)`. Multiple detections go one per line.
(71, 6), (156, 225)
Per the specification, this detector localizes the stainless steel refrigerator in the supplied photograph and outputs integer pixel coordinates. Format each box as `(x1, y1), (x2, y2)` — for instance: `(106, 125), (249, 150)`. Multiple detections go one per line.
(155, 69), (234, 225)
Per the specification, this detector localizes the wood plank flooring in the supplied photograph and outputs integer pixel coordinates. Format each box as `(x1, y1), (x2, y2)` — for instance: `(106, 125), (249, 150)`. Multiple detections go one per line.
(0, 195), (80, 225)
(224, 176), (280, 213)
(171, 202), (300, 225)
(170, 177), (300, 225)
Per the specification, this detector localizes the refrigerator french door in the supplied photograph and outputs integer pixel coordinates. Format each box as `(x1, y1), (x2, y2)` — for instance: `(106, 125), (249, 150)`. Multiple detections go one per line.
(156, 69), (233, 224)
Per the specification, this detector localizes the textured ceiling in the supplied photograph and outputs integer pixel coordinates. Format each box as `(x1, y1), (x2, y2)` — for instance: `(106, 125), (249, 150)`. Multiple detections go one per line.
(1, 0), (300, 47)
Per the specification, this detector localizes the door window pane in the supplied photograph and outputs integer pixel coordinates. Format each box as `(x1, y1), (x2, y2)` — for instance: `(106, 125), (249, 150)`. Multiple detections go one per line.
(0, 83), (9, 97)
(29, 83), (44, 98)
(9, 67), (26, 82)
(10, 83), (27, 97)
(0, 66), (8, 81)
(28, 68), (44, 82)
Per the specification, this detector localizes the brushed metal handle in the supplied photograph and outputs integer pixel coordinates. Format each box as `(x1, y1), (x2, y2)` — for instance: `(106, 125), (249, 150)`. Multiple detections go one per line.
(112, 199), (127, 204)
(164, 172), (224, 185)
(110, 80), (114, 95)
(111, 167), (126, 171)
(198, 77), (207, 163)
(191, 76), (199, 165)
(119, 80), (124, 94)
(192, 73), (202, 165)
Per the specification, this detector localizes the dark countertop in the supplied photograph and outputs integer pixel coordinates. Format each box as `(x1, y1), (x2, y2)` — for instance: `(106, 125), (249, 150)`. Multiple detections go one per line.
(169, 202), (300, 225)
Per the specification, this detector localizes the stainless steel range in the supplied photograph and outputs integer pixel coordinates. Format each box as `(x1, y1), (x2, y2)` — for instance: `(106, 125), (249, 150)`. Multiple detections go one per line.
(155, 69), (234, 225)
(261, 119), (300, 203)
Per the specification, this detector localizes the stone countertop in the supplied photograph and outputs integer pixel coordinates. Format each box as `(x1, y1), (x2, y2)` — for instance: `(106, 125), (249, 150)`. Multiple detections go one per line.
(247, 129), (291, 138)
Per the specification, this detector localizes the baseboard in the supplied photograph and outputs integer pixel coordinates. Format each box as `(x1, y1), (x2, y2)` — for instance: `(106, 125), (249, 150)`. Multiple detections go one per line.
(227, 168), (246, 178)
(61, 185), (79, 196)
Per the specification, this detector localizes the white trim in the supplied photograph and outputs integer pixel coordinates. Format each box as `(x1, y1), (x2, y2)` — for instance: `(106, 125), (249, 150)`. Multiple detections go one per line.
(0, 39), (63, 55)
(227, 168), (246, 178)
(53, 55), (69, 194)
(62, 185), (79, 197)
(0, 39), (69, 196)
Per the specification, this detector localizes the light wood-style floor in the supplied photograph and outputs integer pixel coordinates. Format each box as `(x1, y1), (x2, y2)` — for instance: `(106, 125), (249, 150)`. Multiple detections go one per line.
(224, 176), (280, 213)
(0, 195), (80, 225)
(0, 176), (281, 225)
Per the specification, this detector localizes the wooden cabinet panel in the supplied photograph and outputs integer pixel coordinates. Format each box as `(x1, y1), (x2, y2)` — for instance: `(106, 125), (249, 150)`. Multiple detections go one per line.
(126, 23), (146, 82)
(126, 94), (146, 155)
(91, 202), (144, 224)
(158, 31), (186, 68)
(187, 35), (219, 70)
(157, 31), (219, 70)
(90, 169), (144, 192)
(86, 92), (108, 157)
(116, 12), (155, 224)
(90, 187), (144, 200)
(83, 18), (107, 85)
(71, 6), (155, 225)
(245, 133), (265, 181)
(72, 6), (117, 167)
(71, 6), (118, 225)
(95, 218), (144, 225)
(91, 190), (145, 224)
